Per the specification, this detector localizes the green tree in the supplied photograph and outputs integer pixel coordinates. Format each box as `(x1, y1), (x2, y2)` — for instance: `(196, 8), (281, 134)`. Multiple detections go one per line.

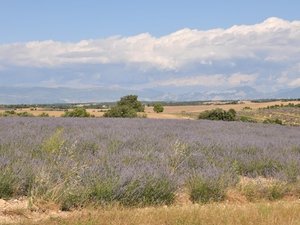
(117, 95), (145, 112)
(103, 95), (144, 118)
(198, 108), (236, 121)
(153, 103), (164, 113)
(63, 108), (91, 117)
(103, 105), (137, 118)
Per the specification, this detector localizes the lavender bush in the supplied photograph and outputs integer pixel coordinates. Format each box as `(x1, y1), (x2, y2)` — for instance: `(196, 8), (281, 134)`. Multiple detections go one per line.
(0, 118), (300, 208)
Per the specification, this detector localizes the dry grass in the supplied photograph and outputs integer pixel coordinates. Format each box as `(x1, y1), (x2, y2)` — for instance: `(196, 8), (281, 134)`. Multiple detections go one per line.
(145, 100), (300, 119)
(22, 201), (300, 225)
(0, 108), (106, 117)
(1, 100), (299, 119)
(1, 178), (300, 224)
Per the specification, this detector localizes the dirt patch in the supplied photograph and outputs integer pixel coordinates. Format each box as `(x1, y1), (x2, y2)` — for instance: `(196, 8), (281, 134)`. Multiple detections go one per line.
(0, 198), (72, 224)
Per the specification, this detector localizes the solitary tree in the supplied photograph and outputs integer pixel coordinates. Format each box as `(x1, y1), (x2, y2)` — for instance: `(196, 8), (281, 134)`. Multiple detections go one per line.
(117, 95), (145, 112)
(153, 103), (164, 113)
(104, 95), (144, 118)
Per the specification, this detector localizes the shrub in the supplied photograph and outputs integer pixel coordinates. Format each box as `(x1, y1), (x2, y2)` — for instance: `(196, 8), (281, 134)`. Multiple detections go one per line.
(2, 110), (16, 117)
(238, 177), (287, 201)
(104, 95), (144, 118)
(198, 108), (236, 121)
(38, 112), (49, 117)
(60, 192), (85, 211)
(284, 161), (299, 183)
(88, 180), (116, 205)
(153, 103), (164, 113)
(104, 105), (137, 118)
(187, 176), (226, 203)
(118, 177), (175, 206)
(234, 158), (282, 177)
(0, 171), (15, 199)
(17, 112), (34, 117)
(263, 118), (283, 125)
(239, 116), (256, 123)
(63, 108), (90, 117)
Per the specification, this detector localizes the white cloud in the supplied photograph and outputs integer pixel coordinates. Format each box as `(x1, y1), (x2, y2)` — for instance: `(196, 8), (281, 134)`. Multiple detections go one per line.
(153, 73), (257, 88)
(156, 74), (226, 87)
(277, 73), (290, 84)
(289, 78), (300, 87)
(0, 17), (299, 71)
(228, 73), (257, 86)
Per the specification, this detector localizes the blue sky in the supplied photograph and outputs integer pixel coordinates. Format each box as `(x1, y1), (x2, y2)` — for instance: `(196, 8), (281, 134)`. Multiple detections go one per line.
(0, 1), (300, 102)
(1, 0), (300, 43)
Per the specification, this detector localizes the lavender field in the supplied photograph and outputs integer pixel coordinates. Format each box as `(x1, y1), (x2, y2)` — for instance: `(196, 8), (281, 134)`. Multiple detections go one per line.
(0, 118), (300, 209)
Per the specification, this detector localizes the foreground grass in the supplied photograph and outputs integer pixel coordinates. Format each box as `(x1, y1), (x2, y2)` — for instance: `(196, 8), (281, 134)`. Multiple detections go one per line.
(24, 201), (300, 225)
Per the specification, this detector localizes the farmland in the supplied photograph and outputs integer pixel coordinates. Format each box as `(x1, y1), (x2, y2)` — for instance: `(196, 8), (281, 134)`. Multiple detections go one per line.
(1, 100), (300, 124)
(0, 117), (300, 224)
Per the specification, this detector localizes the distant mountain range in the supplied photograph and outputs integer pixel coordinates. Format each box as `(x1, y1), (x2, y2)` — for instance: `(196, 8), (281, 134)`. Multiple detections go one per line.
(0, 86), (299, 104)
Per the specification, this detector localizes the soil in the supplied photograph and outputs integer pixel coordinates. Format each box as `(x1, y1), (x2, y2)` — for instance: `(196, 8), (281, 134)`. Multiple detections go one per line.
(0, 198), (72, 224)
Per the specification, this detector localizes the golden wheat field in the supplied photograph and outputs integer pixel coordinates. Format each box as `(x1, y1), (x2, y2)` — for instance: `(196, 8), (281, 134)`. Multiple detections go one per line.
(2, 100), (299, 119)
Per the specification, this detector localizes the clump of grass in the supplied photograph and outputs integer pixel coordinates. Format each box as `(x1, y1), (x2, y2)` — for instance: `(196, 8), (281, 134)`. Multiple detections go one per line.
(117, 177), (175, 206)
(239, 116), (256, 123)
(41, 127), (65, 154)
(187, 176), (226, 203)
(284, 161), (299, 183)
(0, 170), (15, 199)
(231, 155), (283, 177)
(38, 112), (49, 117)
(60, 192), (86, 211)
(237, 177), (288, 201)
(88, 180), (116, 205)
(263, 118), (283, 125)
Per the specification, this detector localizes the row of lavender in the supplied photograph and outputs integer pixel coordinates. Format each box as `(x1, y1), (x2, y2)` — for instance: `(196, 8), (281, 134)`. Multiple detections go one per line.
(0, 118), (300, 208)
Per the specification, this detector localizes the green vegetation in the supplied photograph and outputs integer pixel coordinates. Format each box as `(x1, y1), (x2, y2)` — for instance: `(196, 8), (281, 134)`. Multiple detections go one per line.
(0, 170), (15, 199)
(117, 95), (145, 112)
(263, 118), (283, 125)
(239, 116), (256, 123)
(198, 108), (237, 121)
(0, 110), (34, 117)
(188, 176), (227, 203)
(38, 112), (49, 117)
(238, 178), (288, 201)
(153, 103), (164, 113)
(63, 108), (91, 117)
(104, 105), (137, 118)
(41, 127), (65, 154)
(104, 95), (144, 118)
(264, 103), (300, 109)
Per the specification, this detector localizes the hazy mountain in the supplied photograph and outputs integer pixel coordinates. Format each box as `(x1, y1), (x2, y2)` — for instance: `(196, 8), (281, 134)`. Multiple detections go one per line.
(274, 88), (300, 99)
(0, 86), (299, 104)
(0, 87), (165, 104)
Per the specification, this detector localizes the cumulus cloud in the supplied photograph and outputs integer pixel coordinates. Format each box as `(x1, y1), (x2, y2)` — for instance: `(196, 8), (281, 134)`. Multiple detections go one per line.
(289, 78), (300, 87)
(228, 73), (257, 86)
(0, 17), (299, 97)
(156, 74), (226, 87)
(0, 17), (299, 71)
(154, 73), (257, 87)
